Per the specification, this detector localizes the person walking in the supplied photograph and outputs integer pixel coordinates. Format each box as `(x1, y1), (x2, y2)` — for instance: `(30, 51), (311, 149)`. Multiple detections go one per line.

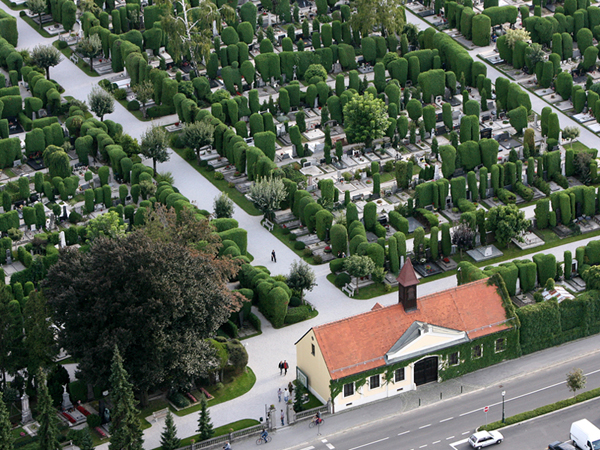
(223, 441), (231, 450)
(283, 360), (289, 375)
(278, 388), (282, 402)
(271, 250), (277, 262)
(280, 409), (285, 426)
(283, 388), (289, 403)
(278, 361), (283, 375)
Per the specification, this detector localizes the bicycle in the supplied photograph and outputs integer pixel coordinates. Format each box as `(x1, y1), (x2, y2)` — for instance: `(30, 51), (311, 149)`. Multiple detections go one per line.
(256, 435), (272, 445)
(309, 418), (324, 428)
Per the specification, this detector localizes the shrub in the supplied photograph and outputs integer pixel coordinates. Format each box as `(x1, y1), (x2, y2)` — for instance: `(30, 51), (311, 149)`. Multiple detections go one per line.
(294, 241), (306, 250)
(127, 100), (140, 111)
(168, 392), (190, 408)
(284, 306), (311, 324)
(334, 272), (351, 287)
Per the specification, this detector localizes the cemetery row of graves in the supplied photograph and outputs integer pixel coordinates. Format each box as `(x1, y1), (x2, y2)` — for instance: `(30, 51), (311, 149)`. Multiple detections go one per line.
(4, 0), (600, 446)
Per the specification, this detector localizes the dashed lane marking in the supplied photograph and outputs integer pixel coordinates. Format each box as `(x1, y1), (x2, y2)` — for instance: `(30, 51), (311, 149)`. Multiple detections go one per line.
(419, 424), (431, 429)
(398, 431), (410, 436)
(446, 436), (455, 440)
(347, 437), (389, 450)
(440, 417), (453, 423)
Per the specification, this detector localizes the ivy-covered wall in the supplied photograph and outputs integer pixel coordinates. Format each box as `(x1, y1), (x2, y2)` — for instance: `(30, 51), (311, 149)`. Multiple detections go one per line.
(329, 275), (520, 404)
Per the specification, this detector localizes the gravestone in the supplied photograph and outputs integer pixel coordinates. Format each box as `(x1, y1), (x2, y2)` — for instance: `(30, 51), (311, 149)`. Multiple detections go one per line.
(484, 246), (493, 257)
(62, 385), (73, 410)
(21, 393), (33, 424)
(59, 231), (66, 248)
(6, 249), (12, 265)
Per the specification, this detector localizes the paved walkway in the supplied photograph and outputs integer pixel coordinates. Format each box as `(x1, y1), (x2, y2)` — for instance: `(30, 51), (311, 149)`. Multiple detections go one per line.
(2, 3), (600, 449)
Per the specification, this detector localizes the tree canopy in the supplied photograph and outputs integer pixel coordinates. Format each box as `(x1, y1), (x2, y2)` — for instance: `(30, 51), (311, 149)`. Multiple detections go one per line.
(43, 210), (242, 403)
(343, 92), (390, 148)
(485, 204), (531, 248)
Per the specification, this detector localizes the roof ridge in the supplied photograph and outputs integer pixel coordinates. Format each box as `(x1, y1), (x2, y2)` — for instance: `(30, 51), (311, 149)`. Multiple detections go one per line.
(416, 277), (490, 304)
(314, 302), (403, 331)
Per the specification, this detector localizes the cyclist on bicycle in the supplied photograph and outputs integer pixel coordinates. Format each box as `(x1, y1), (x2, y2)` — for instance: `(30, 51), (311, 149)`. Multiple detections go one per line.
(261, 429), (269, 441)
(314, 411), (322, 425)
(223, 441), (231, 450)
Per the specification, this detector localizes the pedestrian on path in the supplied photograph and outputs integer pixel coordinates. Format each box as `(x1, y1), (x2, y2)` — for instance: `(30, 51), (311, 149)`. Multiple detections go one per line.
(278, 388), (282, 402)
(271, 250), (277, 262)
(281, 409), (285, 426)
(283, 360), (289, 375)
(278, 361), (283, 375)
(284, 388), (289, 403)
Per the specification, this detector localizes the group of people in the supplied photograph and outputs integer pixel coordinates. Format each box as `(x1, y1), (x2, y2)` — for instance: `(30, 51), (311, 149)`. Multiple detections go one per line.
(277, 387), (289, 403)
(278, 360), (289, 375)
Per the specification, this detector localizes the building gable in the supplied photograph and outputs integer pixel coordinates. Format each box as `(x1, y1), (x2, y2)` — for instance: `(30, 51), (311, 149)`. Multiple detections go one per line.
(385, 321), (469, 364)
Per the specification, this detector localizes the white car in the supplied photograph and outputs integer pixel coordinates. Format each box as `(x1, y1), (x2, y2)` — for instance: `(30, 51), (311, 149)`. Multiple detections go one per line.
(468, 431), (504, 449)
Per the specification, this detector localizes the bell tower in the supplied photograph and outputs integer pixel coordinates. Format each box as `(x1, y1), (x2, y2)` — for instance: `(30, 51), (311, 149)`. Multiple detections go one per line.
(397, 259), (419, 312)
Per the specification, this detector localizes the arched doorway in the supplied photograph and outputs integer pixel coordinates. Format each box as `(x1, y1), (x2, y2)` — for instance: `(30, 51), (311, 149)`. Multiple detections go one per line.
(414, 356), (438, 386)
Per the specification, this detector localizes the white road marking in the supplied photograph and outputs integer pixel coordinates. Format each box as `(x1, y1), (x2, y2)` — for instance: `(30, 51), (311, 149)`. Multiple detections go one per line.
(458, 367), (600, 417)
(432, 441), (441, 445)
(299, 447), (314, 450)
(419, 445), (428, 448)
(321, 440), (328, 443)
(440, 417), (453, 423)
(348, 437), (389, 450)
(446, 436), (455, 440)
(398, 431), (410, 436)
(462, 431), (471, 435)
(419, 424), (431, 429)
(326, 444), (335, 449)
(449, 438), (469, 450)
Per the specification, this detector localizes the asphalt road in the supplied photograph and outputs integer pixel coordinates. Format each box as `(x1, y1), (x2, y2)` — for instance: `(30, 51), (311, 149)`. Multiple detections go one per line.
(270, 347), (600, 450)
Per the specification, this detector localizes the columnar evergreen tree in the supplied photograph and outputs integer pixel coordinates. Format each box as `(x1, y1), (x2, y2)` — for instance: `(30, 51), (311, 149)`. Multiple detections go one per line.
(109, 346), (144, 450)
(160, 412), (181, 450)
(197, 397), (214, 441)
(37, 368), (61, 450)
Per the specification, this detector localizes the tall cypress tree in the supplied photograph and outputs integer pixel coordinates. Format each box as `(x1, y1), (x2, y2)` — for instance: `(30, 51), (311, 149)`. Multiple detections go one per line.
(160, 412), (181, 450)
(109, 346), (143, 450)
(37, 369), (60, 450)
(0, 392), (14, 450)
(197, 397), (214, 441)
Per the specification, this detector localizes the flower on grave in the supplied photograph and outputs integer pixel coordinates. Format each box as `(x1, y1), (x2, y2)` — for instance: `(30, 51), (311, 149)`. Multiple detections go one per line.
(443, 257), (450, 263)
(20, 432), (25, 437)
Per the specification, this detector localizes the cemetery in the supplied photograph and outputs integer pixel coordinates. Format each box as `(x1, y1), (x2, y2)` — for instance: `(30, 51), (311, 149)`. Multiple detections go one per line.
(3, 0), (600, 446)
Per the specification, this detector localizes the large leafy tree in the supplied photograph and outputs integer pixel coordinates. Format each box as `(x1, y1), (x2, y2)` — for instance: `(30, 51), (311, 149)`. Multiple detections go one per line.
(132, 81), (154, 118)
(140, 125), (170, 174)
(343, 92), (390, 149)
(109, 346), (144, 450)
(485, 204), (531, 248)
(350, 0), (405, 37)
(43, 212), (242, 405)
(30, 44), (62, 80)
(159, 0), (234, 77)
(22, 291), (56, 378)
(37, 369), (61, 450)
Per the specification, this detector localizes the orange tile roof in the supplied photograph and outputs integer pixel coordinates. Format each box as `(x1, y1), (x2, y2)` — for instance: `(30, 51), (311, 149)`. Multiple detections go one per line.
(312, 278), (512, 380)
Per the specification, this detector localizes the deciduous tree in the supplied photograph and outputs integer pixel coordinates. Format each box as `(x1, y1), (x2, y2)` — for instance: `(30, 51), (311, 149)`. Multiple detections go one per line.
(343, 92), (389, 148)
(88, 86), (115, 121)
(140, 125), (170, 174)
(214, 192), (234, 218)
(248, 176), (287, 219)
(286, 260), (317, 301)
(30, 44), (62, 80)
(0, 391), (13, 450)
(344, 255), (376, 292)
(76, 34), (102, 73)
(43, 222), (241, 405)
(181, 119), (215, 159)
(132, 81), (154, 118)
(485, 204), (531, 248)
(26, 0), (46, 31)
(566, 367), (586, 396)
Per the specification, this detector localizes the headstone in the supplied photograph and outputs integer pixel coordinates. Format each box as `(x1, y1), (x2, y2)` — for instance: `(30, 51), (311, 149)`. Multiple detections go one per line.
(59, 231), (66, 248)
(400, 255), (405, 269)
(451, 244), (457, 255)
(475, 233), (481, 247)
(62, 385), (73, 410)
(6, 249), (12, 265)
(21, 393), (33, 424)
(314, 98), (319, 108)
(307, 175), (314, 186)
(484, 246), (493, 257)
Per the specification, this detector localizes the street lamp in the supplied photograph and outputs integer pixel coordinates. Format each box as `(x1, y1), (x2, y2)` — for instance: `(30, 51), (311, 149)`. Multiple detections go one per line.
(501, 391), (506, 423)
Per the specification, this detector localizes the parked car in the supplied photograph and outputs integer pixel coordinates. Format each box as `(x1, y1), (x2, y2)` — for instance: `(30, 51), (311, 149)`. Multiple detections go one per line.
(468, 431), (504, 449)
(549, 441), (577, 450)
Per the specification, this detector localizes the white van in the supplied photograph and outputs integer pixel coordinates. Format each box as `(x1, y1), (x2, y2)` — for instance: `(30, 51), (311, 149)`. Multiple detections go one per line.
(570, 420), (600, 450)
